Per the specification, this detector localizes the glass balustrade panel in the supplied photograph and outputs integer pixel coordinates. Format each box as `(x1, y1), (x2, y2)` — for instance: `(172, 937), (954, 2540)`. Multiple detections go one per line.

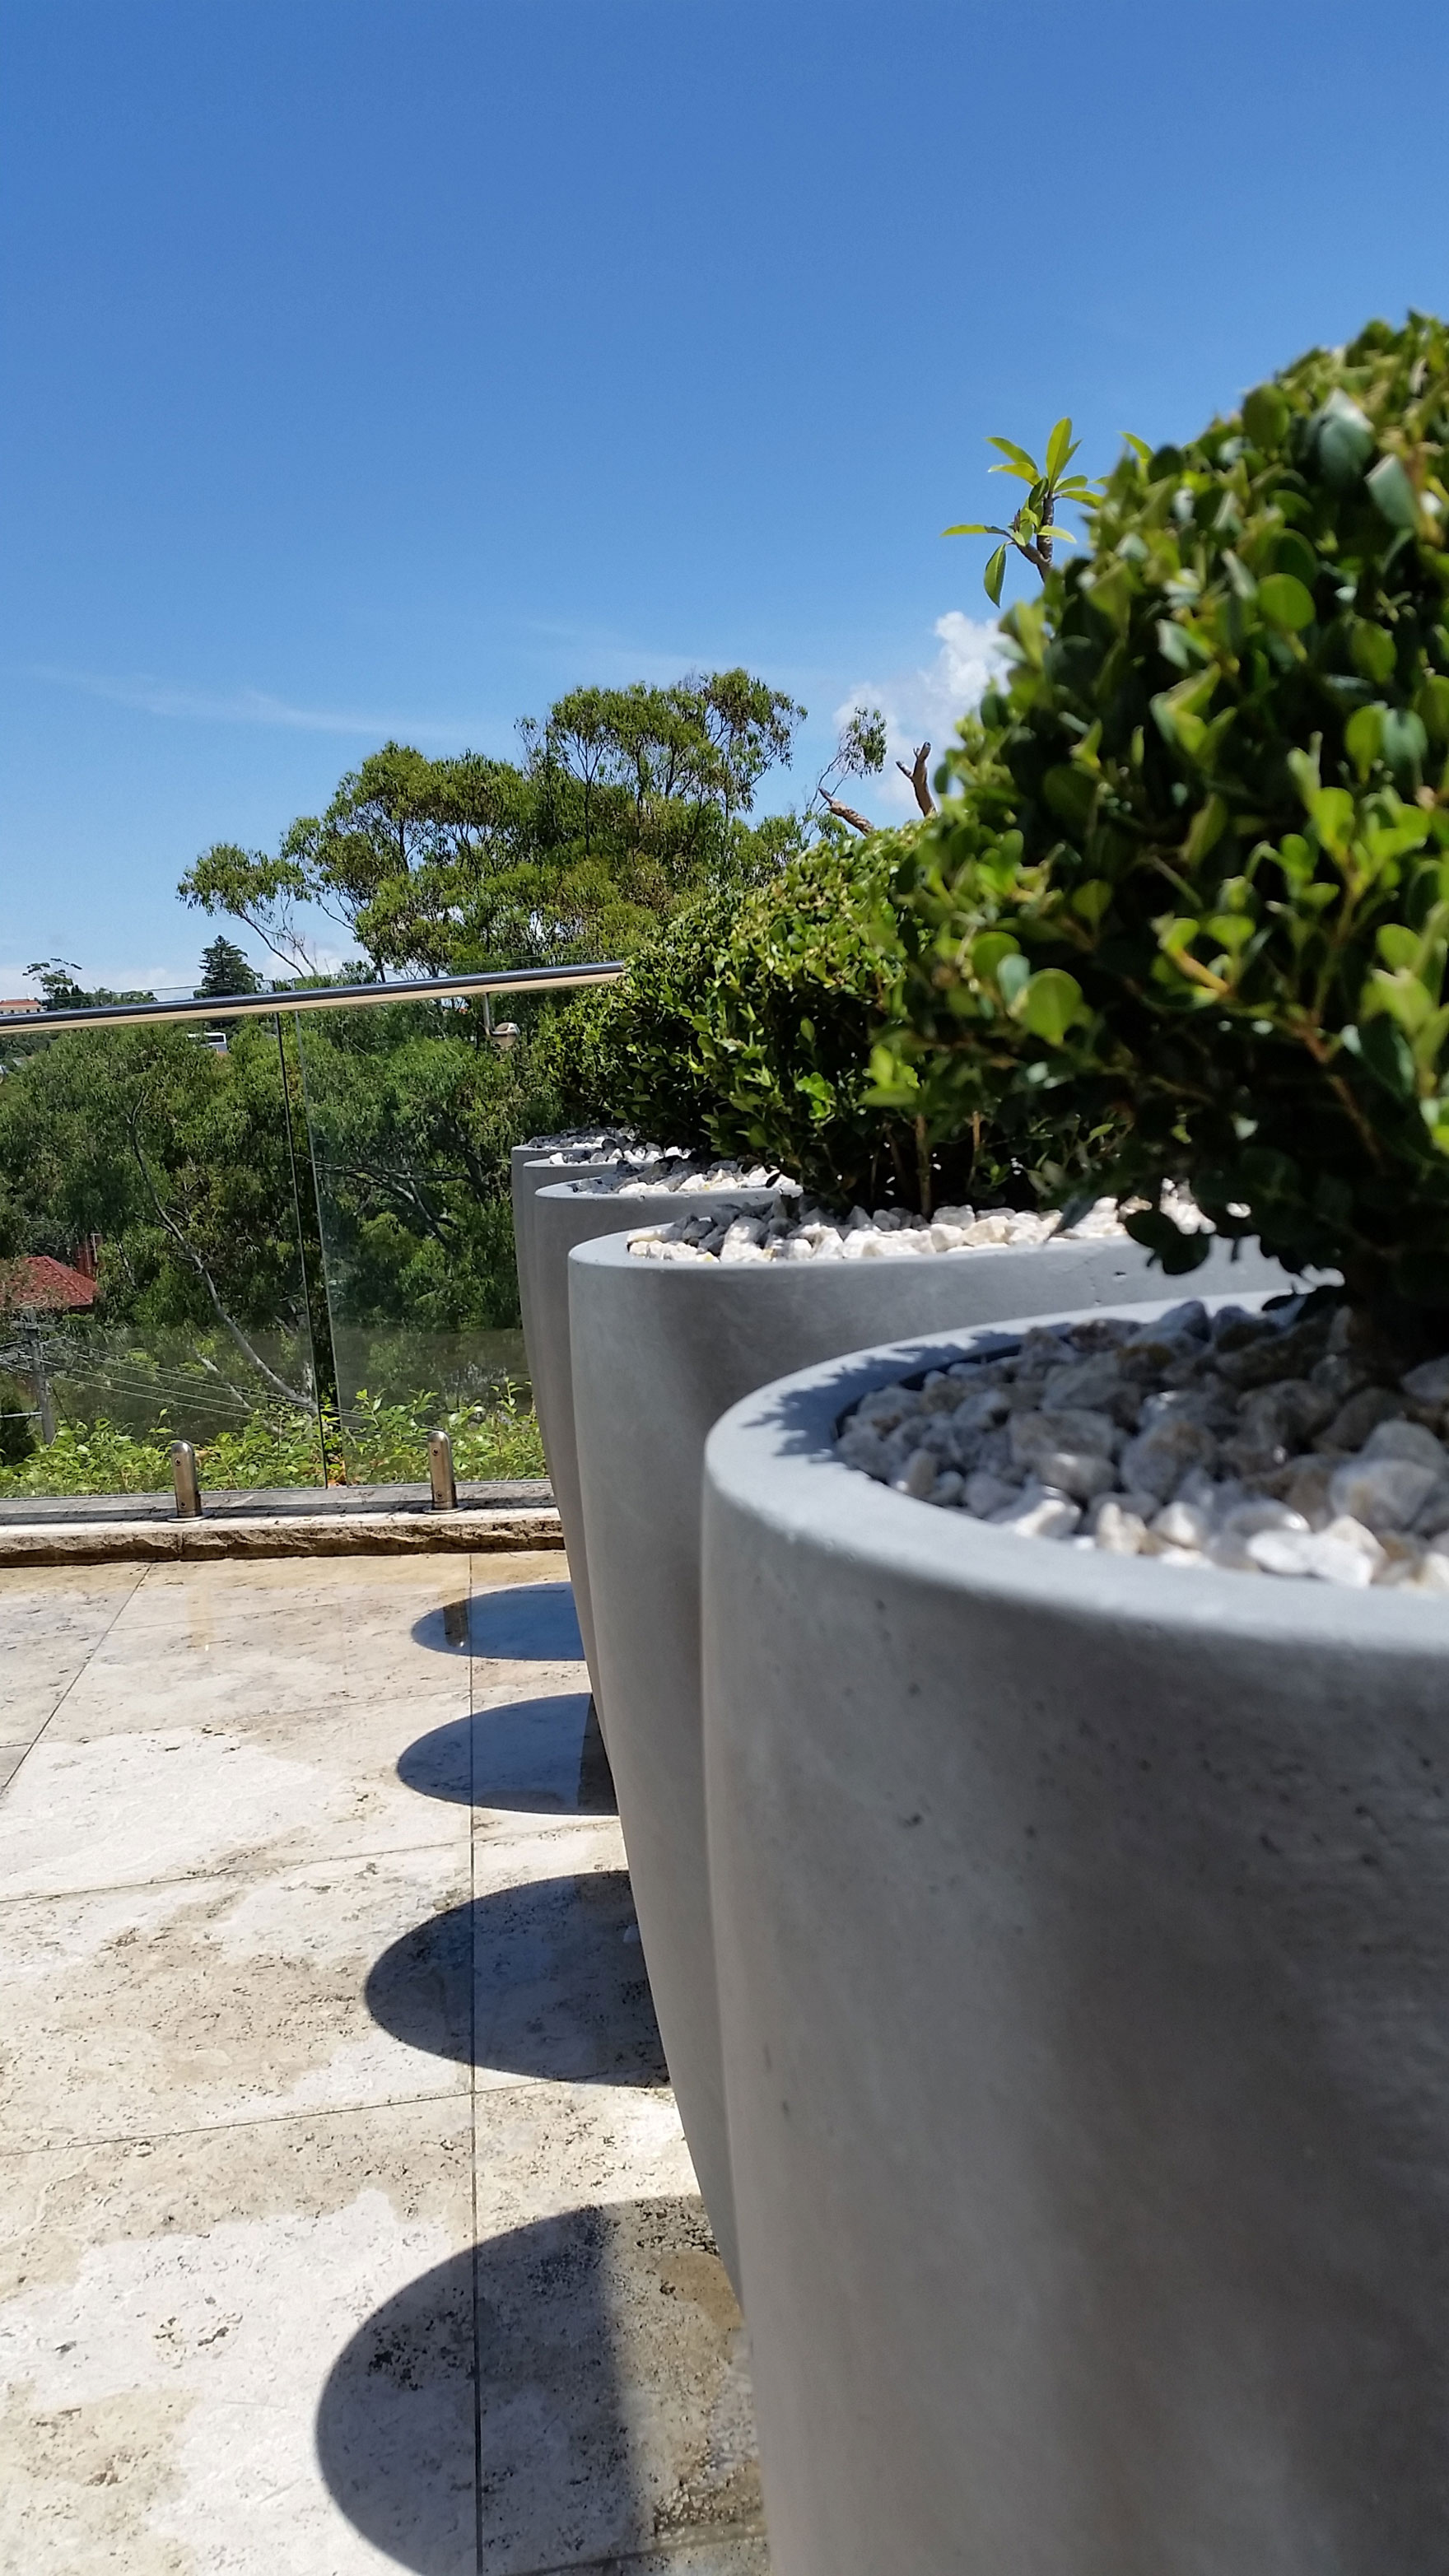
(0, 1011), (326, 1508)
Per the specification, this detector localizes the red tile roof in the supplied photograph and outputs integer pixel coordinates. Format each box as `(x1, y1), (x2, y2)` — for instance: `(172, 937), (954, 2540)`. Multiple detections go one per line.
(0, 1255), (100, 1312)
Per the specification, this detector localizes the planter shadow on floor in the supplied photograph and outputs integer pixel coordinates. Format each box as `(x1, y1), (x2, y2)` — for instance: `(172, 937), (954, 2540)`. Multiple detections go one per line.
(398, 1693), (617, 1814)
(365, 1870), (667, 2085)
(315, 2195), (762, 2576)
(412, 1581), (585, 1662)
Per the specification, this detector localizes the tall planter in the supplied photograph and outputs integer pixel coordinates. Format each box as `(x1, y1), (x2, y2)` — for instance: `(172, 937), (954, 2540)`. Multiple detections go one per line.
(571, 1234), (1294, 2294)
(528, 1180), (773, 1718)
(510, 1145), (611, 1390)
(701, 1302), (1449, 2576)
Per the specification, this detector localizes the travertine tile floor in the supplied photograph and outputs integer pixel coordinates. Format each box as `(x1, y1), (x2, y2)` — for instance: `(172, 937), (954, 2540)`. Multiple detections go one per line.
(0, 1553), (769, 2575)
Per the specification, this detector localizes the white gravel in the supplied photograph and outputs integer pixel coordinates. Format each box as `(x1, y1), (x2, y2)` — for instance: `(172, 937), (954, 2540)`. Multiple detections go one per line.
(523, 1128), (695, 1170)
(566, 1159), (802, 1200)
(624, 1185), (1205, 1262)
(836, 1297), (1449, 1593)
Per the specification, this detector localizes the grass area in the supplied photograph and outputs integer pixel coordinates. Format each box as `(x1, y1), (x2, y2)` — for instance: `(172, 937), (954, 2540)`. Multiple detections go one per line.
(0, 1387), (546, 1497)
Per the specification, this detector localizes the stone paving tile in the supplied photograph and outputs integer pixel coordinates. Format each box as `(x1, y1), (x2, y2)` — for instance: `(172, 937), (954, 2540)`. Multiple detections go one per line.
(0, 2096), (477, 2576)
(0, 1556), (769, 2575)
(0, 1841), (474, 2147)
(0, 1564), (144, 1738)
(318, 2084), (760, 2576)
(0, 1709), (478, 1897)
(0, 1741), (28, 1792)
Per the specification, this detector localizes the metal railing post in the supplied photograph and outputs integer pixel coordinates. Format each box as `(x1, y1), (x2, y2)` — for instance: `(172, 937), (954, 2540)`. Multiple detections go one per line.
(171, 1440), (203, 1518)
(428, 1428), (458, 1512)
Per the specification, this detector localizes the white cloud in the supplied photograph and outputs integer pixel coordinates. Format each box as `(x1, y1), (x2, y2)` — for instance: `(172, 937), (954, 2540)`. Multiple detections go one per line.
(27, 664), (466, 743)
(834, 611), (1008, 813)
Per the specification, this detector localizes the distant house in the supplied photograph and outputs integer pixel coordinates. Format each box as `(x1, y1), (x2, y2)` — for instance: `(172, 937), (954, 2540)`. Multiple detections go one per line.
(0, 1255), (100, 1315)
(0, 997), (41, 1016)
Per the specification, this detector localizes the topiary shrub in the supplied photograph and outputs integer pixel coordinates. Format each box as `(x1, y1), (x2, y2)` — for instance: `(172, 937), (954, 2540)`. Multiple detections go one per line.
(547, 833), (1095, 1213)
(875, 314), (1449, 1332)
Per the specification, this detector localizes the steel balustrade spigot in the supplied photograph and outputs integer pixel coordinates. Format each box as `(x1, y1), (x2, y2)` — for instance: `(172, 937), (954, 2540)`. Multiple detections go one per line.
(428, 1428), (458, 1512)
(170, 1441), (203, 1518)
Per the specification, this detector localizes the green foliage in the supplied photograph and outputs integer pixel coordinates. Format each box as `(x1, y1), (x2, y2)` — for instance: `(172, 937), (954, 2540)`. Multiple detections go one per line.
(180, 673), (805, 981)
(196, 935), (261, 999)
(0, 1389), (544, 1497)
(552, 836), (1085, 1213)
(881, 314), (1449, 1316)
(296, 997), (566, 1331)
(0, 1019), (316, 1372)
(945, 417), (1105, 603)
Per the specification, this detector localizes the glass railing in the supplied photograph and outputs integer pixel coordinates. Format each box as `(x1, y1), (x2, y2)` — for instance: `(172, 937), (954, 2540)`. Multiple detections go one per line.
(0, 965), (617, 1507)
(292, 994), (541, 1490)
(0, 1009), (326, 1501)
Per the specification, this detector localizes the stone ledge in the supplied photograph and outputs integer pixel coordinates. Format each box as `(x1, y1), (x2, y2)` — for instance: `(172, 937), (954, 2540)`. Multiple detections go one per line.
(0, 1505), (564, 1566)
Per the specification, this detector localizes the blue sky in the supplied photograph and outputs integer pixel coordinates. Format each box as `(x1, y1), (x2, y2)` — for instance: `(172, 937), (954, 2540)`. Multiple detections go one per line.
(3, 0), (1447, 992)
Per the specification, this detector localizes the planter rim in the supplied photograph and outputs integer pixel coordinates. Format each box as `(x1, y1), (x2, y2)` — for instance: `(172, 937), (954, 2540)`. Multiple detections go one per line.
(567, 1227), (1301, 1286)
(703, 1290), (1449, 1660)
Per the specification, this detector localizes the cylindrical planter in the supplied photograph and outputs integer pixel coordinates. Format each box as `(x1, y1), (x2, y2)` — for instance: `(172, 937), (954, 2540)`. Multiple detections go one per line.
(701, 1300), (1449, 2576)
(510, 1145), (612, 1394)
(571, 1233), (1295, 2294)
(529, 1180), (776, 1720)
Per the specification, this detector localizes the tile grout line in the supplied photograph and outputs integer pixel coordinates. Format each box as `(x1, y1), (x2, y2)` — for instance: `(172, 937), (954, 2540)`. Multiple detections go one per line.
(0, 1563), (152, 1800)
(0, 1828), (496, 1912)
(0, 2080), (474, 2158)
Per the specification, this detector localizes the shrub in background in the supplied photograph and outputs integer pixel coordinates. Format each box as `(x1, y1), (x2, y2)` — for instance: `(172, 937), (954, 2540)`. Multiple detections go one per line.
(547, 832), (1089, 1213)
(875, 314), (1449, 1328)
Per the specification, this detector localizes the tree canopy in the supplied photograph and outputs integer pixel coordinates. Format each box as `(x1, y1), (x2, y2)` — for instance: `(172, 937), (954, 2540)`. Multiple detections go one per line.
(179, 670), (808, 980)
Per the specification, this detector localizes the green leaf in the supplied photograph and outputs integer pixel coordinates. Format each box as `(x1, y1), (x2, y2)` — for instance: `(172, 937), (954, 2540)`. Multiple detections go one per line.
(1382, 708), (1429, 786)
(1308, 786), (1356, 850)
(970, 930), (1022, 983)
(1313, 389), (1375, 490)
(1121, 432), (1153, 463)
(1344, 703), (1385, 780)
(941, 521), (999, 537)
(1367, 453), (1419, 533)
(1357, 1012), (1416, 1099)
(1271, 531), (1319, 589)
(983, 543), (1008, 607)
(1350, 622), (1396, 685)
(1069, 879), (1113, 928)
(1015, 968), (1084, 1044)
(1184, 795), (1228, 864)
(1286, 743), (1322, 807)
(1205, 915), (1254, 955)
(986, 436), (1039, 477)
(1414, 674), (1449, 743)
(996, 953), (1032, 1016)
(1242, 383), (1290, 450)
(1367, 966), (1434, 1033)
(1045, 417), (1075, 482)
(1377, 923), (1422, 971)
(1258, 572), (1316, 631)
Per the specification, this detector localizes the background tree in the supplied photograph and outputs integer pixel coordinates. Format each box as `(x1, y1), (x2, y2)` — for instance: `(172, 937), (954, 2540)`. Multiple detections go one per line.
(196, 936), (262, 999)
(179, 669), (807, 981)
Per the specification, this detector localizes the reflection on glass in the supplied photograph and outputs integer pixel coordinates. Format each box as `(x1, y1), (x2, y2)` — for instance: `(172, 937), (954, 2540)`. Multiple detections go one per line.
(0, 1013), (326, 1498)
(294, 995), (547, 1488)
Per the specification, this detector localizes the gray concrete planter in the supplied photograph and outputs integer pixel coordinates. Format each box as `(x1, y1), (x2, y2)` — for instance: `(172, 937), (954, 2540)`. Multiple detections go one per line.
(701, 1297), (1449, 2576)
(528, 1180), (772, 1717)
(510, 1146), (611, 1392)
(571, 1233), (1293, 2295)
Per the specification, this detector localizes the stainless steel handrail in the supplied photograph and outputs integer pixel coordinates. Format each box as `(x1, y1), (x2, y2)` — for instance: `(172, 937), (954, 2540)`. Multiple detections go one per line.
(0, 959), (624, 1036)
